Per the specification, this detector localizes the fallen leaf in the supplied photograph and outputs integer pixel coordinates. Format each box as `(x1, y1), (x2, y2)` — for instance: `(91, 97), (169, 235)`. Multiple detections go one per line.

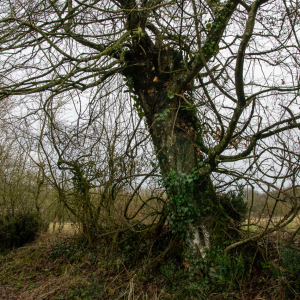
(183, 260), (190, 269)
(153, 76), (158, 82)
(108, 288), (114, 295)
(152, 66), (155, 70)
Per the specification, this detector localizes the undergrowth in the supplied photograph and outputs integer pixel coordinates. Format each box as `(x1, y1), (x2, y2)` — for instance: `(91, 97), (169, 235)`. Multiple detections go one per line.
(1, 225), (300, 299)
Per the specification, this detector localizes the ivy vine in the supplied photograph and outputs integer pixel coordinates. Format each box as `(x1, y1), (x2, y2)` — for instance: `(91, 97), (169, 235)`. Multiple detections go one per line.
(162, 170), (200, 239)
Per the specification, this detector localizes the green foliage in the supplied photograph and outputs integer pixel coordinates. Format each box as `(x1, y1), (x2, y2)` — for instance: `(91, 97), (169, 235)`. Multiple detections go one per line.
(50, 237), (91, 263)
(70, 164), (89, 195)
(0, 212), (45, 252)
(155, 109), (170, 124)
(220, 190), (247, 224)
(264, 246), (300, 297)
(157, 249), (247, 299)
(278, 247), (300, 294)
(116, 223), (180, 267)
(162, 170), (200, 239)
(123, 76), (134, 93)
(132, 26), (145, 38)
(160, 262), (176, 278)
(167, 90), (174, 99)
(124, 76), (145, 118)
(183, 248), (248, 298)
(54, 284), (97, 300)
(215, 253), (245, 285)
(131, 94), (145, 119)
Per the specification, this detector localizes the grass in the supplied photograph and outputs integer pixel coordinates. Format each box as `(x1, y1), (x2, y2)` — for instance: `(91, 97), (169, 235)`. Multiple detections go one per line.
(48, 222), (79, 234)
(1, 223), (300, 300)
(0, 229), (179, 300)
(241, 216), (300, 233)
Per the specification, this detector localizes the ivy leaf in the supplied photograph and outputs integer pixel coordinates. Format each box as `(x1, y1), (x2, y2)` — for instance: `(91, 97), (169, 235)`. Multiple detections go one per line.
(215, 44), (220, 54)
(168, 91), (174, 99)
(150, 161), (157, 168)
(182, 207), (188, 213)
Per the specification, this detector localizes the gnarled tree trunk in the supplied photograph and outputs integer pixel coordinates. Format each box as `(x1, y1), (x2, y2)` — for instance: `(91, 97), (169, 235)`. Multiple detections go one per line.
(122, 46), (217, 258)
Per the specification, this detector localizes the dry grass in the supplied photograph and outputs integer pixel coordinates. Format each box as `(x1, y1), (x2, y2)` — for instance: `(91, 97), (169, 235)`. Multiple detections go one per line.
(1, 214), (300, 300)
(242, 215), (300, 233)
(0, 229), (170, 300)
(48, 222), (79, 234)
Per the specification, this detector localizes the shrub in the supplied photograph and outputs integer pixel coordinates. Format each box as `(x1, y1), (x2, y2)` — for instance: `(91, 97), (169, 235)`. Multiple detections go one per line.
(280, 246), (300, 294)
(220, 190), (247, 224)
(0, 212), (45, 252)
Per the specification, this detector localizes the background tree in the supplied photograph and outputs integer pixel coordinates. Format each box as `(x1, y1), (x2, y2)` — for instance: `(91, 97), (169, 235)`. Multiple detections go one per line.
(10, 84), (158, 246)
(0, 94), (50, 218)
(0, 0), (300, 257)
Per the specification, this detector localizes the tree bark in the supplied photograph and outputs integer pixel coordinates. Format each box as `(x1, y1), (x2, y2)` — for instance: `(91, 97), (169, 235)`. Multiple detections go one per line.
(122, 47), (217, 258)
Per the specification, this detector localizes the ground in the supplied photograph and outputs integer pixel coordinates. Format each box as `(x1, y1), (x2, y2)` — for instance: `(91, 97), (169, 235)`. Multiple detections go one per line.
(0, 225), (299, 300)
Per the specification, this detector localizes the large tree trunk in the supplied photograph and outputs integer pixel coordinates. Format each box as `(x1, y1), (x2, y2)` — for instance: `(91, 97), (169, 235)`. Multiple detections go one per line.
(117, 0), (239, 259)
(123, 47), (217, 258)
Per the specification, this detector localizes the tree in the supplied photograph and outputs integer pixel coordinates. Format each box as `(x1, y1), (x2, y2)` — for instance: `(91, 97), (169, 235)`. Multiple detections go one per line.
(0, 94), (50, 218)
(0, 0), (300, 257)
(11, 82), (155, 246)
(0, 136), (49, 217)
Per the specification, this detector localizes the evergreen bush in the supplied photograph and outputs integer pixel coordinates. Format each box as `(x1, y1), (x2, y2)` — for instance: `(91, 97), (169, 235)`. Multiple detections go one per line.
(0, 212), (45, 252)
